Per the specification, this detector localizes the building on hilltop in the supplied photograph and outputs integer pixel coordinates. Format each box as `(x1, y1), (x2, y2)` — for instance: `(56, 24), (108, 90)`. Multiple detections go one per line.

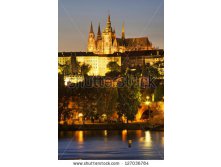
(87, 15), (153, 54)
(58, 50), (163, 77)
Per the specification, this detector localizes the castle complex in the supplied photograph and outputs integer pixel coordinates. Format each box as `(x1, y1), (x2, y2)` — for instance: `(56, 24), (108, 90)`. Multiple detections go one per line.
(58, 15), (163, 77)
(87, 15), (153, 54)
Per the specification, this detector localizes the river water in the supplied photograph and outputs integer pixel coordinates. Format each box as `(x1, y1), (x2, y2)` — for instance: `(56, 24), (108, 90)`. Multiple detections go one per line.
(58, 130), (164, 160)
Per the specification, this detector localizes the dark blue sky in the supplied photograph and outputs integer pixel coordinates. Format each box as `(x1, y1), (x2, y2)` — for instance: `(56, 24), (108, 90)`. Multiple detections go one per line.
(58, 0), (164, 51)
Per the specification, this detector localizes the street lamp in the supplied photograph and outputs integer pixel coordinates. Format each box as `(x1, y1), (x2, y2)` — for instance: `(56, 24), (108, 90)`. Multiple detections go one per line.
(145, 96), (150, 105)
(145, 96), (151, 120)
(78, 113), (83, 124)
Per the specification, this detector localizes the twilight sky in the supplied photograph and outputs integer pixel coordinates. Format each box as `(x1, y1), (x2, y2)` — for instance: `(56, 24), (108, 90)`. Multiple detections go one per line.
(58, 0), (164, 52)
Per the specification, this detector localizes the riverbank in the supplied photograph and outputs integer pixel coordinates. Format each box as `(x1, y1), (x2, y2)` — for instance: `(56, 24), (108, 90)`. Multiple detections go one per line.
(58, 123), (164, 131)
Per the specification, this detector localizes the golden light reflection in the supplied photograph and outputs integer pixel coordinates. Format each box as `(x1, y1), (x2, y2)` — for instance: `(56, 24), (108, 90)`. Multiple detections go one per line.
(104, 130), (108, 136)
(122, 129), (127, 142)
(75, 131), (84, 143)
(144, 131), (152, 147)
(136, 130), (142, 138)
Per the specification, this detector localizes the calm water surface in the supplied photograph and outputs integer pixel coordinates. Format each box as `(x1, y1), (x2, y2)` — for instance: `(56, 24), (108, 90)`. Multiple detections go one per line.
(58, 130), (164, 160)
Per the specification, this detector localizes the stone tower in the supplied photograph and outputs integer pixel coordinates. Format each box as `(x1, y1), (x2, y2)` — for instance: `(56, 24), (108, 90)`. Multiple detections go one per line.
(87, 22), (96, 52)
(102, 15), (113, 54)
(119, 22), (126, 53)
(122, 22), (125, 40)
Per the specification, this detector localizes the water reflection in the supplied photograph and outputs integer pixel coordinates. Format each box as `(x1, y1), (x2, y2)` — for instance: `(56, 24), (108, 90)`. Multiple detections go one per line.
(122, 129), (127, 141)
(144, 131), (152, 147)
(58, 130), (164, 160)
(75, 131), (84, 143)
(136, 129), (142, 138)
(104, 130), (108, 136)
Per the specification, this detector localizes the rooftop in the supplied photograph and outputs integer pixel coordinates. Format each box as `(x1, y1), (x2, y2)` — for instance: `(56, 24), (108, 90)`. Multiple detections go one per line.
(58, 49), (164, 57)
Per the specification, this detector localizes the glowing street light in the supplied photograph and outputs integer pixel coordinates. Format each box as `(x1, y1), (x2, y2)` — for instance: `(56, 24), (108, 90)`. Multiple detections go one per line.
(78, 113), (83, 124)
(78, 113), (83, 117)
(145, 96), (150, 105)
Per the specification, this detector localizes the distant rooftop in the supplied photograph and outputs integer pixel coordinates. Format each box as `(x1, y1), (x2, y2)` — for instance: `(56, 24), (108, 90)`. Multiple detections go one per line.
(58, 49), (164, 57)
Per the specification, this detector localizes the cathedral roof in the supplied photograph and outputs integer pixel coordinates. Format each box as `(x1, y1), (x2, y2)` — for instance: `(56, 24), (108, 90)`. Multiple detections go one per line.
(124, 50), (164, 57)
(116, 37), (152, 47)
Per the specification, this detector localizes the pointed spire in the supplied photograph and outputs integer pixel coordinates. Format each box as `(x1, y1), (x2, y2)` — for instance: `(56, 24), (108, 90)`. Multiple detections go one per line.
(105, 14), (111, 32)
(97, 23), (101, 35)
(90, 22), (94, 33)
(122, 22), (125, 40)
(108, 14), (111, 23)
(97, 23), (102, 40)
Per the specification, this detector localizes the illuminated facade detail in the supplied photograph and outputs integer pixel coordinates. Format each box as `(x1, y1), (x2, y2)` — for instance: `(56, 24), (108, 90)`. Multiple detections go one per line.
(64, 75), (84, 86)
(144, 56), (164, 65)
(87, 22), (96, 52)
(58, 56), (71, 65)
(76, 56), (121, 76)
(58, 56), (72, 75)
(87, 15), (153, 54)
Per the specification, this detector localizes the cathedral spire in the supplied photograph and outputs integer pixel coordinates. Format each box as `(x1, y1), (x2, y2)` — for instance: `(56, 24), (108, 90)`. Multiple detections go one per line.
(97, 23), (101, 35)
(106, 14), (111, 32)
(90, 22), (94, 33)
(97, 23), (101, 40)
(122, 22), (125, 40)
(108, 14), (111, 23)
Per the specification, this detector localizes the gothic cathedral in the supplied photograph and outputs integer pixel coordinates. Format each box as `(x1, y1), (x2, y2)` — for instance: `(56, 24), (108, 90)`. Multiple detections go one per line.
(87, 15), (153, 54)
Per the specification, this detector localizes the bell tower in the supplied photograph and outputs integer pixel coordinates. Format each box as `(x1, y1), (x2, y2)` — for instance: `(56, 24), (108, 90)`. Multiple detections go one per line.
(122, 22), (125, 40)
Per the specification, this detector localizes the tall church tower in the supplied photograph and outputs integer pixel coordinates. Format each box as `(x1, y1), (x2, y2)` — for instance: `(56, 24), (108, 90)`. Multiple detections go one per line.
(87, 22), (96, 52)
(119, 22), (126, 53)
(122, 22), (125, 40)
(102, 15), (113, 54)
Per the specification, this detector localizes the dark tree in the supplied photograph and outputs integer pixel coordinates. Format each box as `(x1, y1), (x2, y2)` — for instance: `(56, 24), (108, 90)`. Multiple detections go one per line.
(117, 75), (141, 123)
(154, 83), (164, 101)
(81, 63), (91, 76)
(107, 61), (120, 72)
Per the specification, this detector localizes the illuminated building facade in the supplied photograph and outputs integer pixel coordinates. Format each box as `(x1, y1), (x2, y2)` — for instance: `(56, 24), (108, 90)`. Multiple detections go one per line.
(58, 50), (163, 77)
(58, 56), (71, 65)
(76, 55), (121, 76)
(58, 55), (72, 74)
(64, 75), (84, 85)
(58, 52), (121, 76)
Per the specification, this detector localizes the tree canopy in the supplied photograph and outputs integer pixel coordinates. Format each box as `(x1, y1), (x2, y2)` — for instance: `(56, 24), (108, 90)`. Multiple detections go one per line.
(81, 63), (91, 76)
(117, 75), (141, 122)
(107, 61), (120, 72)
